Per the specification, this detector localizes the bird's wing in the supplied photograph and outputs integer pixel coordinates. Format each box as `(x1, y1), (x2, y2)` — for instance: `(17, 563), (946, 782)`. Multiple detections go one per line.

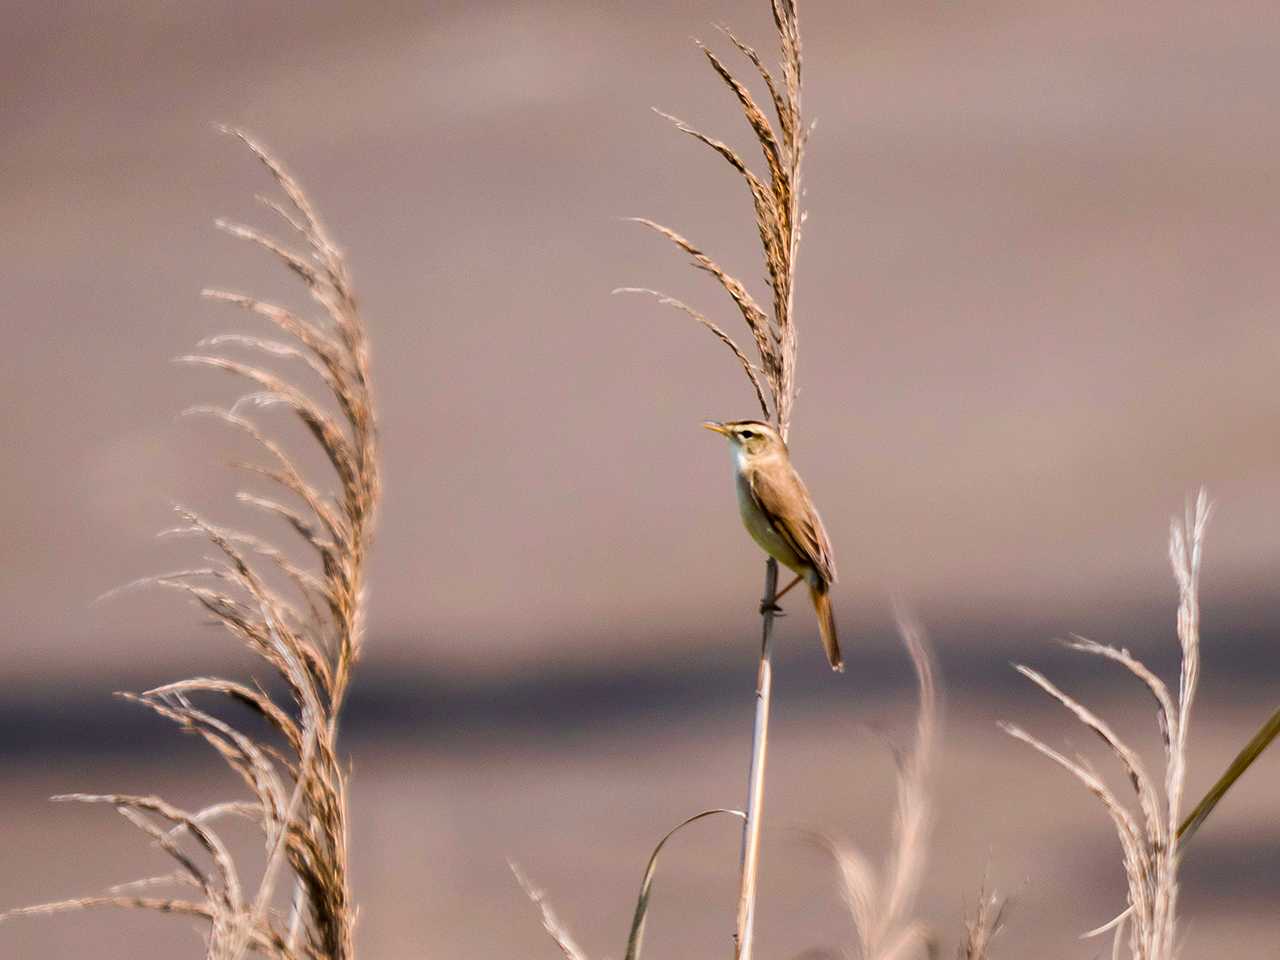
(748, 462), (837, 584)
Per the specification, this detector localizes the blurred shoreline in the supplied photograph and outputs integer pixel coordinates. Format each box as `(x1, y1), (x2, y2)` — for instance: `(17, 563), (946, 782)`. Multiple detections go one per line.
(8, 593), (1278, 762)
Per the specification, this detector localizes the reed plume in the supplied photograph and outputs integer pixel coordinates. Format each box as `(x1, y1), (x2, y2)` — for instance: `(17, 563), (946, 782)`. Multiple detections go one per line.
(821, 613), (1006, 960)
(618, 0), (805, 435)
(813, 612), (937, 960)
(1002, 490), (1211, 960)
(956, 887), (1008, 960)
(1, 127), (379, 960)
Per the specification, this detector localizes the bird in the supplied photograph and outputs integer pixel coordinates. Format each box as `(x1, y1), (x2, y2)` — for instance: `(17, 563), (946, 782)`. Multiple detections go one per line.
(703, 419), (842, 672)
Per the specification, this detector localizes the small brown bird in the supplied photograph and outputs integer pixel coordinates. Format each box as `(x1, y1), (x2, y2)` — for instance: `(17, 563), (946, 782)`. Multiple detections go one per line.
(703, 419), (842, 672)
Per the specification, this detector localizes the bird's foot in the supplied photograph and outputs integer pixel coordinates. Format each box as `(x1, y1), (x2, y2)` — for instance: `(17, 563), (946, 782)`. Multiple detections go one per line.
(759, 599), (785, 616)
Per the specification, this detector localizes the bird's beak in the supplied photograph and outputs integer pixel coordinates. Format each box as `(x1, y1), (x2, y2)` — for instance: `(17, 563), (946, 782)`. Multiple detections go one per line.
(702, 420), (729, 436)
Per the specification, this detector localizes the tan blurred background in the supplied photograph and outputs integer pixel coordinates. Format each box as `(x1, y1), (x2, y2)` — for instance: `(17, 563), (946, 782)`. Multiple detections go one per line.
(4, 0), (1280, 956)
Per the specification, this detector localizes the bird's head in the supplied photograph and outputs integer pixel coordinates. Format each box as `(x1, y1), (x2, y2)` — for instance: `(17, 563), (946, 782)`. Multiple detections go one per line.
(702, 419), (785, 460)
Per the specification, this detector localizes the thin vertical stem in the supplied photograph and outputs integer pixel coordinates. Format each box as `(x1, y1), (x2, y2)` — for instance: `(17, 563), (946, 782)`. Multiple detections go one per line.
(735, 557), (778, 960)
(285, 877), (307, 953)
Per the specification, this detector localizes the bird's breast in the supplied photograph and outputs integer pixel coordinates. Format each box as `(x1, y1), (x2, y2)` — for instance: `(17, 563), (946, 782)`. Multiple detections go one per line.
(735, 470), (805, 573)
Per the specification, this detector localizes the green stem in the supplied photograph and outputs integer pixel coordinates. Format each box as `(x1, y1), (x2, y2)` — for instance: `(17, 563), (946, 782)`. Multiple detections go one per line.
(1178, 704), (1280, 847)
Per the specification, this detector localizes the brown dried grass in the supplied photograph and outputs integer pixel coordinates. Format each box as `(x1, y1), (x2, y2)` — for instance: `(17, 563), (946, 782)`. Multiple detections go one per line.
(1003, 490), (1212, 960)
(957, 888), (1008, 960)
(1, 128), (378, 960)
(618, 0), (807, 439)
(822, 611), (938, 960)
(822, 614), (1007, 960)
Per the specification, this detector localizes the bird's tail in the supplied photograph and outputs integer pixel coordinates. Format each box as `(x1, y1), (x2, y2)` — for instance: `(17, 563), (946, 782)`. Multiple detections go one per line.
(810, 582), (843, 673)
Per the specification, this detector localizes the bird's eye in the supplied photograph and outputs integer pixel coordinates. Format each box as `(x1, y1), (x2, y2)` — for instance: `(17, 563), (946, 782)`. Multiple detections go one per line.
(741, 430), (755, 439)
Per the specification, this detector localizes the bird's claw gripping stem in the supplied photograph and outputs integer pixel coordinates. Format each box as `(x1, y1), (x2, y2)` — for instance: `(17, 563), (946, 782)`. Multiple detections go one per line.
(759, 573), (803, 616)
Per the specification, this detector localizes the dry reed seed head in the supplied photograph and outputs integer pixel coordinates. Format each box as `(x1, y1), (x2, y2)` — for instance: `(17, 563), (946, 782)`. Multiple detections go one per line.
(1, 129), (377, 960)
(1002, 493), (1213, 960)
(957, 888), (1008, 960)
(630, 1), (806, 439)
(511, 863), (591, 960)
(820, 613), (938, 960)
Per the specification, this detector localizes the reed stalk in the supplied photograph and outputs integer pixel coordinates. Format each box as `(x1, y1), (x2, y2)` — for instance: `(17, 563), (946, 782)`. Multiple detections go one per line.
(521, 4), (821, 955)
(622, 1), (808, 957)
(622, 3), (808, 954)
(734, 557), (778, 960)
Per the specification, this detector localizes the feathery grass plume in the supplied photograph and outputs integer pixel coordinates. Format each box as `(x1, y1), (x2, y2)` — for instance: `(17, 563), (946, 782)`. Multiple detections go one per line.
(1, 128), (378, 960)
(618, 0), (806, 436)
(1001, 490), (1211, 960)
(510, 864), (592, 960)
(619, 4), (809, 958)
(820, 611), (938, 960)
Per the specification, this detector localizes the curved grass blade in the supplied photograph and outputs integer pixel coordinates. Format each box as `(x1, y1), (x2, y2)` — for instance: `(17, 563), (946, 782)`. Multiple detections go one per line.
(625, 808), (745, 960)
